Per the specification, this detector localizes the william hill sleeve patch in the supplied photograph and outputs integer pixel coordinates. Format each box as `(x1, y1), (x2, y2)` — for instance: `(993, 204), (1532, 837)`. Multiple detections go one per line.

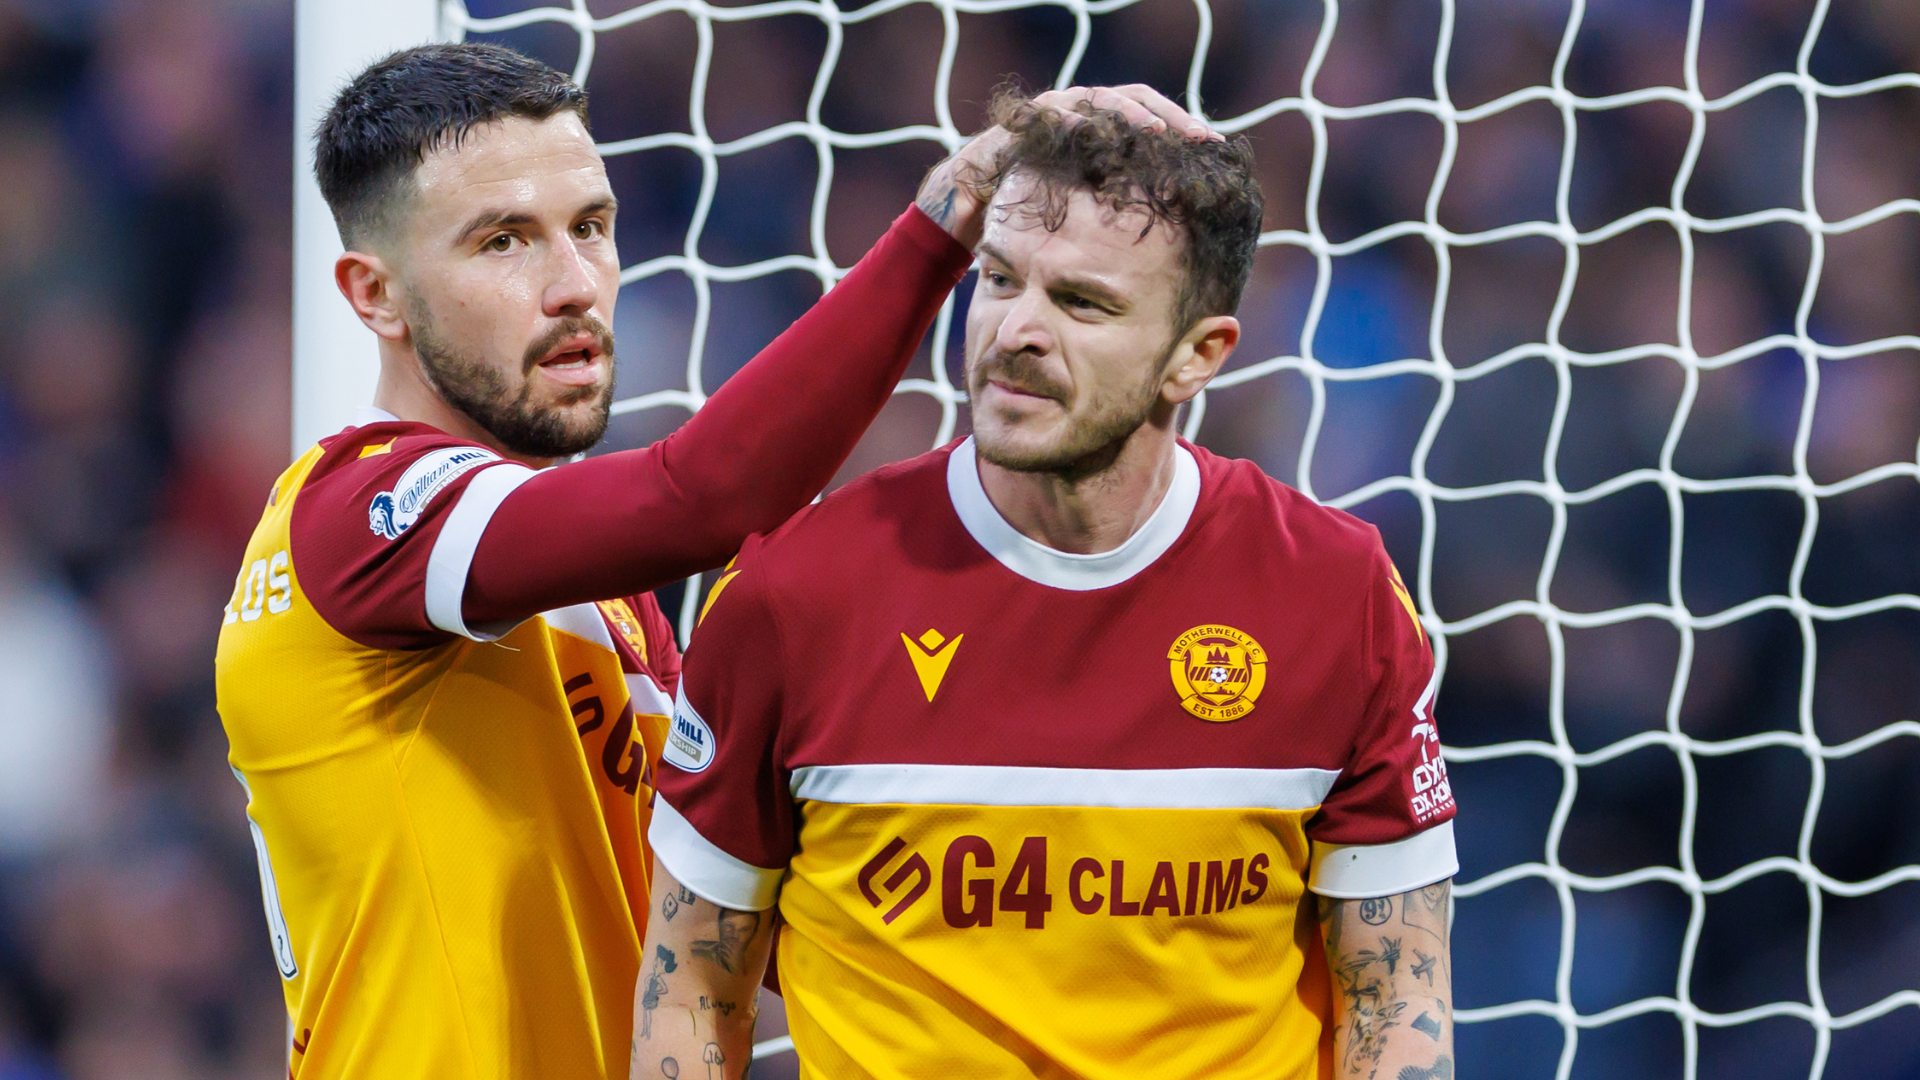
(665, 684), (717, 773)
(368, 446), (500, 540)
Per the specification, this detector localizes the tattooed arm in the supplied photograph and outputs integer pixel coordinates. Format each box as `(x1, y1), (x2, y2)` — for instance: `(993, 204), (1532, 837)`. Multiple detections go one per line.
(1320, 879), (1456, 1080)
(630, 864), (776, 1080)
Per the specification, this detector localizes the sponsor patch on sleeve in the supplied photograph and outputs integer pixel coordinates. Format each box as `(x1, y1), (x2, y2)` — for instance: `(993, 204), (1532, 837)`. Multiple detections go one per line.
(367, 446), (500, 540)
(664, 684), (717, 773)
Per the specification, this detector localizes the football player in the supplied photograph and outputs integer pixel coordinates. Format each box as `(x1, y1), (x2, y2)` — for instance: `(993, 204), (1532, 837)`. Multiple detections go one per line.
(215, 41), (1212, 1079)
(639, 90), (1459, 1080)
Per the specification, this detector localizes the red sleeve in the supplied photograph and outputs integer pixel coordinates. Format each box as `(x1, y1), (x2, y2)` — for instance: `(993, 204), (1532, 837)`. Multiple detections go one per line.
(637, 592), (682, 694)
(289, 426), (533, 650)
(1309, 545), (1455, 846)
(648, 537), (795, 909)
(463, 206), (971, 625)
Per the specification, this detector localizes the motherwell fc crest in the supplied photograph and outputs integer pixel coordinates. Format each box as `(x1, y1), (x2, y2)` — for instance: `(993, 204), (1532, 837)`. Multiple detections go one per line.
(1168, 625), (1268, 721)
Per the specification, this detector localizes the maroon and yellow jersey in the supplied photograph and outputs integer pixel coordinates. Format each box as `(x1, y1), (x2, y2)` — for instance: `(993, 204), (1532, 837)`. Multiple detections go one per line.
(215, 412), (680, 1079)
(651, 438), (1458, 1080)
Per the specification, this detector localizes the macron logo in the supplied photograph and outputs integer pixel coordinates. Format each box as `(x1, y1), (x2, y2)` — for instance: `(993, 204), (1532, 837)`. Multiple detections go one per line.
(664, 687), (716, 773)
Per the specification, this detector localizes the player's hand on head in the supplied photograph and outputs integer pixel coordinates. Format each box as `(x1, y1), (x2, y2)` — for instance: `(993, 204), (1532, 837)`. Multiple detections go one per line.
(915, 83), (1218, 247)
(1030, 84), (1221, 142)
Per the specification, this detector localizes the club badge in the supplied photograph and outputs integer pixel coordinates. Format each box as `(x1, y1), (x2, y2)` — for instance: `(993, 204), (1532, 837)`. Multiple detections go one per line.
(1168, 624), (1267, 722)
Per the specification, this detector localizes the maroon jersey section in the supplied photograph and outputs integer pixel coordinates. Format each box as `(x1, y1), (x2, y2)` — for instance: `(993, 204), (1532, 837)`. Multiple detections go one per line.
(289, 421), (511, 650)
(659, 441), (1455, 873)
(290, 421), (680, 673)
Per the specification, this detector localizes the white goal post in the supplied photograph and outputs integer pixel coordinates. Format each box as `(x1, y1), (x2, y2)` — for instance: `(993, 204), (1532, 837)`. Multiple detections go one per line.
(294, 2), (1920, 1078)
(292, 0), (450, 454)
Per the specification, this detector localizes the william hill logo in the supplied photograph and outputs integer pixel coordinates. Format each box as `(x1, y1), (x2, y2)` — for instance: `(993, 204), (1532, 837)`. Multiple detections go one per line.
(1167, 625), (1268, 722)
(662, 693), (716, 773)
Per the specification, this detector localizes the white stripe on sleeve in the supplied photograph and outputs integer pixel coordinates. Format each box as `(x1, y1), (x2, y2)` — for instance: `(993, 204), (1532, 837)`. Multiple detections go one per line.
(648, 796), (785, 912)
(423, 462), (537, 641)
(1308, 819), (1459, 899)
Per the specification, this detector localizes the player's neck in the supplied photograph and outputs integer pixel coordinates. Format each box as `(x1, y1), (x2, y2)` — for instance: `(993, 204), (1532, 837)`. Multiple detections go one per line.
(372, 343), (558, 469)
(975, 420), (1178, 556)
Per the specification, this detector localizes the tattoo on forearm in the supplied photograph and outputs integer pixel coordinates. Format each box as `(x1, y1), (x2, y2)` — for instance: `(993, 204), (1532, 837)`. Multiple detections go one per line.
(691, 909), (761, 974)
(1409, 951), (1437, 984)
(701, 1042), (725, 1079)
(1327, 885), (1454, 1079)
(916, 182), (958, 229)
(660, 1057), (679, 1078)
(1353, 937), (1401, 975)
(1336, 961), (1408, 1076)
(698, 996), (738, 1017)
(1396, 1057), (1452, 1080)
(663, 885), (696, 922)
(640, 945), (678, 1038)
(1399, 882), (1452, 987)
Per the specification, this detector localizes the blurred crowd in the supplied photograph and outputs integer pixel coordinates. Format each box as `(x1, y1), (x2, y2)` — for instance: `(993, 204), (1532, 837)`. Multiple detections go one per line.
(0, 0), (1914, 1077)
(0, 0), (291, 1077)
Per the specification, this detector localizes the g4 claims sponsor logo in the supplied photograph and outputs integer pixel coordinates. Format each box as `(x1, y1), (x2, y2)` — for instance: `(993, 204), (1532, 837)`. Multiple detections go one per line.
(856, 835), (1272, 929)
(564, 672), (651, 795)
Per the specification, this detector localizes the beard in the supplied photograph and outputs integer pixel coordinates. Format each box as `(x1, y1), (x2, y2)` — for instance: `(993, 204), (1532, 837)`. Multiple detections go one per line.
(967, 345), (1169, 479)
(411, 303), (616, 459)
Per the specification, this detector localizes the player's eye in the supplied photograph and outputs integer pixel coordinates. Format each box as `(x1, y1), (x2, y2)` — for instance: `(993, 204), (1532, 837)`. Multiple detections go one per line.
(574, 220), (605, 240)
(985, 271), (1012, 289)
(484, 233), (517, 253)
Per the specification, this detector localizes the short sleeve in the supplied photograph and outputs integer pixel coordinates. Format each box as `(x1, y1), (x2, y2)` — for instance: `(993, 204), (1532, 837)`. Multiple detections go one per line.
(289, 425), (537, 650)
(648, 538), (792, 911)
(1307, 544), (1458, 899)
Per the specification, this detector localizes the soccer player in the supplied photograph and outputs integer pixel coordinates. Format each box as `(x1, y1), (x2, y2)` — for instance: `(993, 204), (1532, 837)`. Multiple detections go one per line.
(214, 42), (1211, 1079)
(638, 92), (1460, 1080)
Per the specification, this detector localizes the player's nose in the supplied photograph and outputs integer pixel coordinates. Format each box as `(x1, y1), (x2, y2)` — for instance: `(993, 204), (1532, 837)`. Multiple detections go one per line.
(541, 235), (600, 318)
(992, 285), (1053, 358)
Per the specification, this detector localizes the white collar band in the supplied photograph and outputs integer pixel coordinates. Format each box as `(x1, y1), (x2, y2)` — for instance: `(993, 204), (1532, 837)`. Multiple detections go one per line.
(353, 405), (403, 427)
(946, 436), (1201, 592)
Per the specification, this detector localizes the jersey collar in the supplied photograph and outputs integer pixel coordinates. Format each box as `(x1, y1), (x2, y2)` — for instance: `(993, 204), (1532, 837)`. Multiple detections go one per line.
(946, 436), (1201, 592)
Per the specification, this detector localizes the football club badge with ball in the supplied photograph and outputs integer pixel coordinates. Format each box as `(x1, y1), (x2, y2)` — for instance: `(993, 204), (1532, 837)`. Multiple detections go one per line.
(1167, 624), (1268, 721)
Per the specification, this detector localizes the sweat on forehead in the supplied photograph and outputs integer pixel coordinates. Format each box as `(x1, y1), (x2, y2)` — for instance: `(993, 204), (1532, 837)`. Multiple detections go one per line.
(987, 171), (1178, 246)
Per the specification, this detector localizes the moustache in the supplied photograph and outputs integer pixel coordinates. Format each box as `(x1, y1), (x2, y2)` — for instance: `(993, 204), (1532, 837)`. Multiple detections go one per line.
(522, 315), (617, 375)
(971, 350), (1070, 402)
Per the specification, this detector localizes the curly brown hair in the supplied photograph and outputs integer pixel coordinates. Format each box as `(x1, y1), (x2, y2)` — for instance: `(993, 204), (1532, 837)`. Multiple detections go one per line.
(969, 86), (1265, 333)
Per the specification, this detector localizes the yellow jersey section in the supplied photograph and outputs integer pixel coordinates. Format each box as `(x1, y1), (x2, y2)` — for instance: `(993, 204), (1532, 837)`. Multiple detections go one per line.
(215, 447), (667, 1079)
(776, 802), (1331, 1080)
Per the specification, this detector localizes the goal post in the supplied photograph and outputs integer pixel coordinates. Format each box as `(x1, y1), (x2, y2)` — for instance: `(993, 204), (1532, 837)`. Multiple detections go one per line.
(292, 0), (449, 455)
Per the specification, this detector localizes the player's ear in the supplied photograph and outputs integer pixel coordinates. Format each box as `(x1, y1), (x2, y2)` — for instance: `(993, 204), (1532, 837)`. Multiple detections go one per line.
(336, 250), (410, 344)
(1160, 314), (1239, 405)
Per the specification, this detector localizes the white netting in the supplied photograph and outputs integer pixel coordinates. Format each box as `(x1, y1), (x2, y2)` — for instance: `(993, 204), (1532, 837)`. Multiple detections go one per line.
(443, 0), (1920, 1075)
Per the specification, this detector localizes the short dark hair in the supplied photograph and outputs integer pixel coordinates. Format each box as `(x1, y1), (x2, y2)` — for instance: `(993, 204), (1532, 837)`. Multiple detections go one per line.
(973, 87), (1264, 332)
(315, 43), (590, 248)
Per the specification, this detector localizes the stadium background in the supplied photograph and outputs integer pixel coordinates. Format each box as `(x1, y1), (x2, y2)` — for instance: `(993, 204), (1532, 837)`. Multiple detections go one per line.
(0, 0), (1914, 1078)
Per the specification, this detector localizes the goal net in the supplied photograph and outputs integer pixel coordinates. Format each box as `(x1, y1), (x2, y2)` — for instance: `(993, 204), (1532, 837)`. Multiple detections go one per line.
(435, 0), (1920, 1075)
